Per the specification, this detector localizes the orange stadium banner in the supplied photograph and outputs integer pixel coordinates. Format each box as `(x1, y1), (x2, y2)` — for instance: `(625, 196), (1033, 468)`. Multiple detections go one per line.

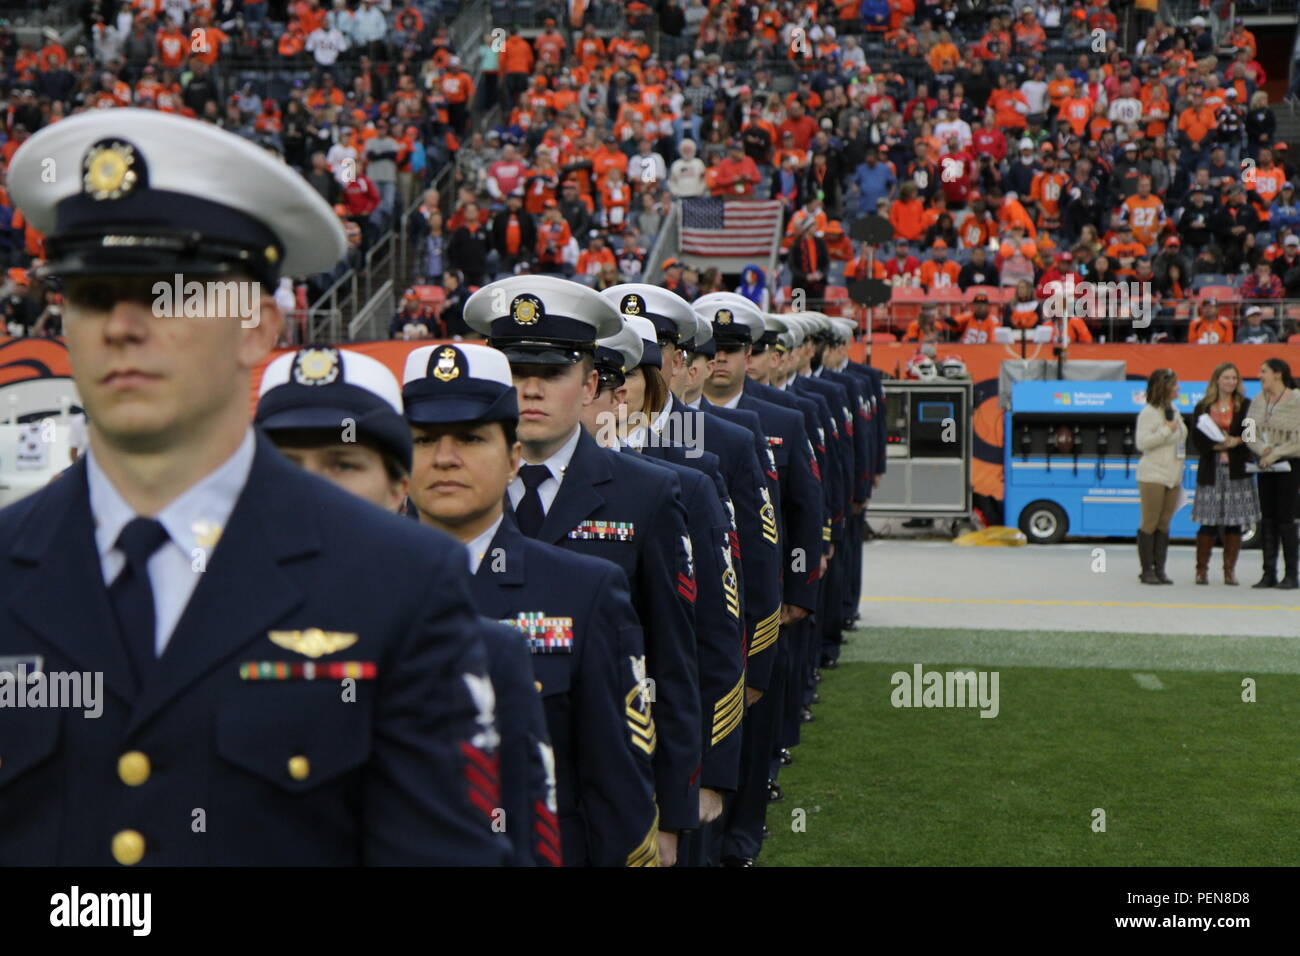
(7, 336), (1300, 509)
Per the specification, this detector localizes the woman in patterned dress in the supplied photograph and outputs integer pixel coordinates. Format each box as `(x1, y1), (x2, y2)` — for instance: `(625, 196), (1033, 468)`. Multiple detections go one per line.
(1191, 362), (1259, 585)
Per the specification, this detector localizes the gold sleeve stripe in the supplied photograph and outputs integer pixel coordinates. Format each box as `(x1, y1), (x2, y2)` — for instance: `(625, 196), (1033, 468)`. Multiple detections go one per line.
(712, 701), (744, 746)
(750, 606), (781, 656)
(711, 675), (746, 745)
(723, 576), (742, 620)
(822, 523), (833, 542)
(626, 686), (658, 756)
(627, 809), (661, 867)
(760, 510), (779, 545)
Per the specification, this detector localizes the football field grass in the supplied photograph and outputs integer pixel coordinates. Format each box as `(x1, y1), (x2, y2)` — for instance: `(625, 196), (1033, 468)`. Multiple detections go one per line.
(761, 627), (1300, 866)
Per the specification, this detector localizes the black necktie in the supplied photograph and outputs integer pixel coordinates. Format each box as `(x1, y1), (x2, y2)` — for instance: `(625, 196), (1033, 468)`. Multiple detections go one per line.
(110, 517), (170, 686)
(515, 464), (552, 538)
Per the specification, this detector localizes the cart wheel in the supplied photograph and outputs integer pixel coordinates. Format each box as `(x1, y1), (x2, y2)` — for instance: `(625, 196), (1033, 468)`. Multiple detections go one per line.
(1242, 523), (1259, 550)
(1018, 500), (1068, 544)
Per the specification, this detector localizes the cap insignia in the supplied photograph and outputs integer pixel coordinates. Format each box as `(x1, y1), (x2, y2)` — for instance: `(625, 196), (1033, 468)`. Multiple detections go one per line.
(82, 141), (139, 201)
(293, 348), (341, 386)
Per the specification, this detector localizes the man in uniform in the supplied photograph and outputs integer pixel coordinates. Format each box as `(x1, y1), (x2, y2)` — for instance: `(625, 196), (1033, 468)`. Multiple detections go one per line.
(587, 315), (745, 867)
(401, 342), (659, 866)
(255, 348), (552, 867)
(463, 276), (700, 866)
(0, 110), (507, 865)
(603, 286), (783, 746)
(692, 292), (822, 866)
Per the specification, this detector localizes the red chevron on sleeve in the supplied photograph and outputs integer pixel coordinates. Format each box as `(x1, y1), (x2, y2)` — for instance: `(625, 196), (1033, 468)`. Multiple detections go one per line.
(533, 800), (563, 867)
(460, 741), (501, 821)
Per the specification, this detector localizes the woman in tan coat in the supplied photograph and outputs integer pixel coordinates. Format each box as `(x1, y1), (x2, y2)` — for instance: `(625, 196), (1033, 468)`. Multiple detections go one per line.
(1135, 368), (1188, 584)
(1244, 358), (1300, 589)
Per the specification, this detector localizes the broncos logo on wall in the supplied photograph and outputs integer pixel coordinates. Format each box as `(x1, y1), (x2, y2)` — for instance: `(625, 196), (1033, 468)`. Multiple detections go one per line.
(0, 337), (78, 421)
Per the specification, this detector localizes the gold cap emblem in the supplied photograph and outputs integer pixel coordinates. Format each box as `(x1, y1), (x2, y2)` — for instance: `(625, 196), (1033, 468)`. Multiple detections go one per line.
(293, 348), (340, 386)
(83, 142), (139, 200)
(268, 628), (358, 658)
(716, 309), (733, 325)
(511, 294), (543, 326)
(433, 346), (461, 382)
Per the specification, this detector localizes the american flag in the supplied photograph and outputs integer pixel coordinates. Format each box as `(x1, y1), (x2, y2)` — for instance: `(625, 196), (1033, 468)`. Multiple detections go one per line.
(679, 198), (783, 257)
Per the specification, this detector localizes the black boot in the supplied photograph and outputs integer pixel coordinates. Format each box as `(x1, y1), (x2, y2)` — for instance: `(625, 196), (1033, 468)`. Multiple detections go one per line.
(1152, 530), (1174, 584)
(1254, 522), (1279, 588)
(1278, 522), (1299, 589)
(1137, 531), (1161, 584)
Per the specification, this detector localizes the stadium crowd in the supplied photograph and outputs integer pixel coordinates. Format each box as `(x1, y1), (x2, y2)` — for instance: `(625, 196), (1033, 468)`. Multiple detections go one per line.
(1, 2), (1298, 348)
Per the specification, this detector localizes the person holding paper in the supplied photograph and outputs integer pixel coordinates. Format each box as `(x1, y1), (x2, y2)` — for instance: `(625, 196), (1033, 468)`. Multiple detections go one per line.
(1135, 369), (1188, 585)
(1191, 363), (1258, 585)
(1244, 358), (1300, 589)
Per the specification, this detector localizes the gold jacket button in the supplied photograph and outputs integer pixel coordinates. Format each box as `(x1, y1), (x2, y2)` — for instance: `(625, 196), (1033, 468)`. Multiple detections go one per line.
(112, 829), (145, 865)
(117, 751), (151, 787)
(287, 755), (310, 781)
(534, 681), (543, 693)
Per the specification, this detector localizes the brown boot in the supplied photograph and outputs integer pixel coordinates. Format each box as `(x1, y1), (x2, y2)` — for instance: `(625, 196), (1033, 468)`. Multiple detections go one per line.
(1223, 530), (1242, 586)
(1195, 532), (1214, 585)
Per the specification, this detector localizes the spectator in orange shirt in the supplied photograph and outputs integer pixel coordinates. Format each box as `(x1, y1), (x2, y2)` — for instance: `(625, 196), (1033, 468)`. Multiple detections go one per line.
(1058, 92), (1093, 139)
(997, 190), (1038, 238)
(576, 233), (616, 277)
(919, 240), (961, 291)
(889, 182), (926, 242)
(1105, 224), (1147, 277)
(953, 293), (1001, 344)
(1178, 89), (1218, 167)
(1013, 10), (1046, 52)
(927, 31), (961, 74)
(1188, 298), (1234, 344)
(903, 305), (952, 343)
(1120, 177), (1167, 248)
(989, 73), (1031, 136)
(502, 31), (535, 106)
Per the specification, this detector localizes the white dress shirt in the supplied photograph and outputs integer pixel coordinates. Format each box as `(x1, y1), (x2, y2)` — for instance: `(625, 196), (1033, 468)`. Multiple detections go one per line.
(716, 390), (743, 409)
(625, 399), (673, 451)
(465, 514), (505, 575)
(507, 424), (583, 518)
(88, 428), (256, 656)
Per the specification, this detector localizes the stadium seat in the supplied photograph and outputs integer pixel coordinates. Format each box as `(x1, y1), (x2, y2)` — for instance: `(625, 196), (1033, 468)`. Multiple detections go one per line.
(411, 285), (446, 309)
(1191, 273), (1229, 290)
(1197, 285), (1238, 302)
(869, 332), (898, 343)
(1288, 334), (1300, 345)
(888, 287), (928, 332)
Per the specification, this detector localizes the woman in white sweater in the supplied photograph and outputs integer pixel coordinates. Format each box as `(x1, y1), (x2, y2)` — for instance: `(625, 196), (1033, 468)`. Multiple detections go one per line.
(1243, 358), (1300, 589)
(1135, 369), (1188, 584)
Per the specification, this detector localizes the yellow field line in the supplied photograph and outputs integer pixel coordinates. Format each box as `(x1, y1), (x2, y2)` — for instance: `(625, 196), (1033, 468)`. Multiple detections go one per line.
(860, 596), (1300, 612)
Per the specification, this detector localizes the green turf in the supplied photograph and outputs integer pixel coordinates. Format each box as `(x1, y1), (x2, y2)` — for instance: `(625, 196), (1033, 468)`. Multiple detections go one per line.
(761, 638), (1300, 866)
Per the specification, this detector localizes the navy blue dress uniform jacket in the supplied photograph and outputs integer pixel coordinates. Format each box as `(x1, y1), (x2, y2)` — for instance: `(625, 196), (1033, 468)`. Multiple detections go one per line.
(523, 427), (701, 831)
(697, 399), (784, 693)
(476, 617), (554, 867)
(748, 380), (836, 549)
(0, 433), (511, 866)
(470, 515), (659, 866)
(846, 361), (887, 483)
(638, 444), (745, 795)
(791, 375), (855, 540)
(819, 367), (872, 503)
(732, 390), (823, 614)
(657, 395), (782, 683)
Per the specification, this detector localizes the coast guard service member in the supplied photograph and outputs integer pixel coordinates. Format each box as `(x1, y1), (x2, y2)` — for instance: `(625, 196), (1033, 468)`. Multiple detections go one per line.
(0, 110), (507, 866)
(256, 348), (551, 867)
(463, 276), (700, 866)
(587, 315), (745, 867)
(402, 342), (659, 866)
(693, 292), (823, 866)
